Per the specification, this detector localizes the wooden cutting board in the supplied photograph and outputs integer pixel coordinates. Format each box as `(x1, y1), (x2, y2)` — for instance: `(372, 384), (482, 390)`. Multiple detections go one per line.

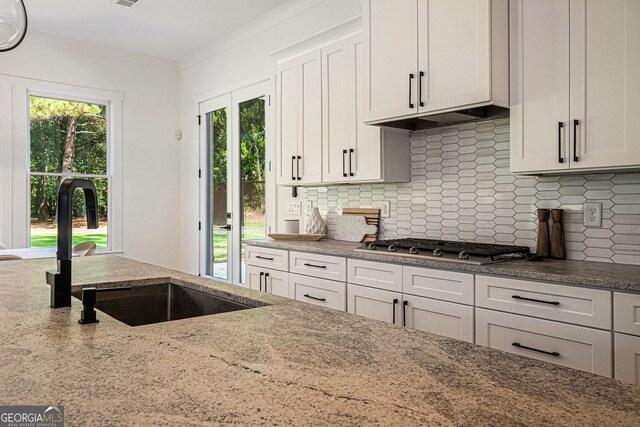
(342, 208), (380, 242)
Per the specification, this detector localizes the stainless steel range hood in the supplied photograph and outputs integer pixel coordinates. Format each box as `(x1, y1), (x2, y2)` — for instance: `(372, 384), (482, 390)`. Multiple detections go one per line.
(375, 105), (510, 131)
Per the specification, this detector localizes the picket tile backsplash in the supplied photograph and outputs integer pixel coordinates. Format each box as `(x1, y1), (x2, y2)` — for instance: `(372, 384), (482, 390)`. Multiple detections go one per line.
(305, 118), (640, 264)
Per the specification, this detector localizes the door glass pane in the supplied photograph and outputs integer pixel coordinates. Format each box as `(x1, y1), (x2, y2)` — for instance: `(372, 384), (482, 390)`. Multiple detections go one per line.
(207, 108), (229, 280)
(239, 97), (266, 283)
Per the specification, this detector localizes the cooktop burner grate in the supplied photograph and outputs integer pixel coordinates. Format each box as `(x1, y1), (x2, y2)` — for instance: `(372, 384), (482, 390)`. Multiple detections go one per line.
(365, 238), (530, 258)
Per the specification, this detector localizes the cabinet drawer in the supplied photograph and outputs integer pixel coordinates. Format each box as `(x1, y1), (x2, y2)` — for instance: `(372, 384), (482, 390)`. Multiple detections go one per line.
(614, 292), (640, 336)
(402, 266), (474, 305)
(245, 246), (288, 271)
(348, 259), (402, 292)
(615, 333), (640, 385)
(289, 251), (346, 282)
(476, 275), (611, 329)
(404, 295), (474, 343)
(290, 273), (346, 311)
(476, 308), (612, 377)
(347, 284), (402, 325)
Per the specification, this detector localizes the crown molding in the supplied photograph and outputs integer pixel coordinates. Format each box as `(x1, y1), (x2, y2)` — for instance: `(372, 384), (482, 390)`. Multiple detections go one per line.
(177, 0), (329, 71)
(26, 32), (179, 72)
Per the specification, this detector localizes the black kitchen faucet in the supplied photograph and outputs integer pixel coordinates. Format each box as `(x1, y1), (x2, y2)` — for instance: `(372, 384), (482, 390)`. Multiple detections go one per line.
(46, 178), (99, 308)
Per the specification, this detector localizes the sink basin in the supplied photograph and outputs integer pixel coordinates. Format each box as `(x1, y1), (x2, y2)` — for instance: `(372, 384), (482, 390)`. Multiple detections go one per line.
(72, 283), (253, 326)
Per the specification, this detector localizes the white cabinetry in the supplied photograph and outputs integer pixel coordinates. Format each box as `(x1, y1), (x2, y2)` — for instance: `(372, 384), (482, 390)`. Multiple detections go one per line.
(615, 333), (640, 386)
(246, 265), (290, 298)
(476, 308), (612, 376)
(363, 0), (507, 124)
(404, 295), (475, 343)
(510, 0), (640, 174)
(275, 51), (322, 185)
(290, 273), (346, 311)
(347, 284), (401, 325)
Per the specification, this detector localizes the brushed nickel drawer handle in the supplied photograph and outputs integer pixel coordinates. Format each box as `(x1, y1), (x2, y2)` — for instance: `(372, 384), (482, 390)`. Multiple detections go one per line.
(512, 295), (560, 306)
(512, 342), (560, 357)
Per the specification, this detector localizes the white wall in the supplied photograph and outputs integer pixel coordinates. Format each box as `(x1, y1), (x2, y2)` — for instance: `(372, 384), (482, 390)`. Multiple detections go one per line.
(178, 0), (361, 273)
(0, 32), (181, 269)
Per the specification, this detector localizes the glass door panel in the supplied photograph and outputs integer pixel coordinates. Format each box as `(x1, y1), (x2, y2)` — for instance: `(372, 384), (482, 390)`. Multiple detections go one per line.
(238, 97), (267, 283)
(206, 107), (230, 280)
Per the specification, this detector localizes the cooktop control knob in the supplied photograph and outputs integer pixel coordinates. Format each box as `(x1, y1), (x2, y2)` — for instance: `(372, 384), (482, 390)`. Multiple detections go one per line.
(459, 251), (470, 260)
(433, 248), (444, 257)
(387, 245), (398, 252)
(409, 247), (419, 254)
(367, 243), (378, 250)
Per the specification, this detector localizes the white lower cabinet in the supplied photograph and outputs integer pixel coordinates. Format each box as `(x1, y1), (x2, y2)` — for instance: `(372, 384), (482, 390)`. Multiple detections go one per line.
(615, 333), (640, 385)
(246, 265), (290, 298)
(476, 308), (612, 377)
(347, 259), (403, 292)
(347, 284), (402, 325)
(403, 295), (474, 343)
(290, 273), (346, 311)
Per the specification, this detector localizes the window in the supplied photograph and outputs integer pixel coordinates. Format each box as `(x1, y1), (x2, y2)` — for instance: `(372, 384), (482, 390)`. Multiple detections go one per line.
(29, 95), (110, 249)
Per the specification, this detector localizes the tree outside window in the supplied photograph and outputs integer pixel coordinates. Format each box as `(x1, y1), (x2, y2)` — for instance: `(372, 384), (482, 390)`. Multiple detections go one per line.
(29, 95), (109, 248)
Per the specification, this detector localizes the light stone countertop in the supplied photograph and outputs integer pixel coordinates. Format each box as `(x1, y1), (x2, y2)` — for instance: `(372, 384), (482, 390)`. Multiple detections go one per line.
(247, 238), (640, 292)
(1, 256), (639, 426)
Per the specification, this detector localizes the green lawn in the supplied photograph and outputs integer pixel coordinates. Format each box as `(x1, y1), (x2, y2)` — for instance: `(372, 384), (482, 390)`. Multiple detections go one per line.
(212, 216), (265, 264)
(31, 230), (108, 249)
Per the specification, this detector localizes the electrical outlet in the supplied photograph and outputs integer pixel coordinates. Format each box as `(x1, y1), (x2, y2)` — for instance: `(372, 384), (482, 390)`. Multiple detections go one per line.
(583, 202), (602, 227)
(287, 202), (302, 216)
(372, 201), (391, 218)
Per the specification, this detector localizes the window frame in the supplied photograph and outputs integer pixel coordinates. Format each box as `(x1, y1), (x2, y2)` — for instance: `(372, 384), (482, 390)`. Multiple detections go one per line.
(0, 74), (123, 253)
(27, 92), (112, 251)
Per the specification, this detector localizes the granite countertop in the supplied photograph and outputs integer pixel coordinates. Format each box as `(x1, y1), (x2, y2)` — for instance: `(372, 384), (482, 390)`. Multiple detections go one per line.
(246, 239), (640, 292)
(1, 256), (639, 426)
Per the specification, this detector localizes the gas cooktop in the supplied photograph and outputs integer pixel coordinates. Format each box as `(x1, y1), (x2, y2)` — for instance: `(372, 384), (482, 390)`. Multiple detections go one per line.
(354, 238), (530, 265)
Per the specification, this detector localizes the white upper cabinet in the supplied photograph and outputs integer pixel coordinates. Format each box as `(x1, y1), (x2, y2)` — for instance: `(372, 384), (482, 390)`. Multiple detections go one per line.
(363, 0), (506, 124)
(511, 0), (640, 174)
(322, 34), (411, 184)
(275, 51), (322, 185)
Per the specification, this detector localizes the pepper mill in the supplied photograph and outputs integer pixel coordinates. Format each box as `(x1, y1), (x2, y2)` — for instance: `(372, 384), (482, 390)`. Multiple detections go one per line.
(536, 209), (550, 257)
(550, 209), (566, 260)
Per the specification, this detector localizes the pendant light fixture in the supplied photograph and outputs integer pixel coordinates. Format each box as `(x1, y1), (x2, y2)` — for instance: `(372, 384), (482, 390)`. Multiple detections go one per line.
(0, 0), (28, 52)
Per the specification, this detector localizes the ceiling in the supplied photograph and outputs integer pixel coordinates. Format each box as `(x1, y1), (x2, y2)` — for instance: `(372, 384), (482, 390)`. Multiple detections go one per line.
(24, 0), (291, 61)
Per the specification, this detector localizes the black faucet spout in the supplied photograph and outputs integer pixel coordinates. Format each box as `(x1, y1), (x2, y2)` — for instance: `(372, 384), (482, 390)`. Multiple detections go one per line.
(46, 178), (99, 308)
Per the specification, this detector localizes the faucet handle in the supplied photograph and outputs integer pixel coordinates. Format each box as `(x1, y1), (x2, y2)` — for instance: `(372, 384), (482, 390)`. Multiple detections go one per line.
(78, 286), (132, 324)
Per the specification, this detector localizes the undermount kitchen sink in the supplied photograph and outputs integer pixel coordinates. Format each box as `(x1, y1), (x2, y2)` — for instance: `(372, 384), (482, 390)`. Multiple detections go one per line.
(72, 283), (254, 326)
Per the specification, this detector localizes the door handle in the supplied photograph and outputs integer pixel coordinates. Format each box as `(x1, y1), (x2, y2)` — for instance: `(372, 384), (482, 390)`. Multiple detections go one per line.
(291, 156), (296, 181)
(297, 155), (301, 181)
(557, 122), (564, 164)
(259, 272), (264, 292)
(264, 272), (270, 293)
(402, 300), (408, 327)
(418, 71), (425, 107)
(349, 149), (354, 177)
(408, 73), (415, 109)
(342, 149), (347, 177)
(392, 298), (398, 324)
(218, 225), (231, 231)
(573, 119), (579, 162)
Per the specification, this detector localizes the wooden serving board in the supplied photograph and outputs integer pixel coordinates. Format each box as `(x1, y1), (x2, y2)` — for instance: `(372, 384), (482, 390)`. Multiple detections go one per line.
(268, 233), (326, 241)
(342, 208), (380, 243)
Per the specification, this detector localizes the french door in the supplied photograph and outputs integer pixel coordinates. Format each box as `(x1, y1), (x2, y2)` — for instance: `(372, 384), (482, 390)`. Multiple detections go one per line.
(199, 81), (272, 284)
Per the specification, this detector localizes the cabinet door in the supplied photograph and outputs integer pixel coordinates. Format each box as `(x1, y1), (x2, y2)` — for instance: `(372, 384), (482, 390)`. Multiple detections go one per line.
(347, 284), (402, 325)
(569, 0), (640, 169)
(297, 50), (323, 184)
(363, 0), (419, 122)
(322, 39), (355, 183)
(417, 0), (491, 113)
(510, 0), (570, 173)
(264, 269), (290, 298)
(246, 265), (266, 292)
(353, 38), (382, 181)
(275, 59), (298, 185)
(615, 333), (640, 385)
(403, 295), (475, 343)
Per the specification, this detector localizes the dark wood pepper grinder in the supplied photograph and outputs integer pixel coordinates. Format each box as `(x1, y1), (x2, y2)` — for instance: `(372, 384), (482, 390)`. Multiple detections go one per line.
(550, 209), (566, 259)
(536, 209), (550, 257)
